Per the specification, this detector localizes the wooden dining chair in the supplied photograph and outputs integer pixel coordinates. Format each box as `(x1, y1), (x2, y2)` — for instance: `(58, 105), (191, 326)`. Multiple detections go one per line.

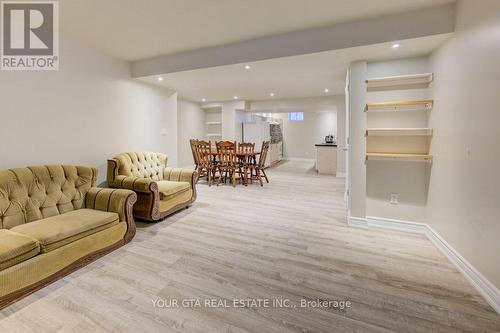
(237, 142), (255, 161)
(236, 142), (255, 184)
(194, 140), (215, 186)
(216, 141), (237, 187)
(190, 139), (199, 169)
(248, 141), (270, 186)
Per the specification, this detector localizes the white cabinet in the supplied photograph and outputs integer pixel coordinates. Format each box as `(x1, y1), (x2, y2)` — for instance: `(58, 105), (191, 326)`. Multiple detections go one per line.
(315, 145), (337, 175)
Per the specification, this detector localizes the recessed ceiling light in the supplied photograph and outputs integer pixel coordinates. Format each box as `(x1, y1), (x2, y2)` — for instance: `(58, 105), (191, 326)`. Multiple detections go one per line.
(324, 88), (329, 93)
(201, 98), (206, 102)
(158, 77), (163, 81)
(233, 96), (239, 100)
(270, 92), (275, 97)
(244, 64), (251, 70)
(392, 43), (400, 49)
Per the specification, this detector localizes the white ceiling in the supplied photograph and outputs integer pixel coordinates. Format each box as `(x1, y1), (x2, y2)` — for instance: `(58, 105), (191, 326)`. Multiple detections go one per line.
(59, 0), (454, 61)
(138, 34), (452, 102)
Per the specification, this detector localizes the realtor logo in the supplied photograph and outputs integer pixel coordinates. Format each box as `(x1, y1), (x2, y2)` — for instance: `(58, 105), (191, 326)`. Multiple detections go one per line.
(1, 1), (59, 70)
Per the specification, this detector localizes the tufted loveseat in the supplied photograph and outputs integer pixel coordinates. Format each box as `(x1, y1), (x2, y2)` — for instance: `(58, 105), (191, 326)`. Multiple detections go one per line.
(0, 165), (137, 309)
(107, 152), (197, 221)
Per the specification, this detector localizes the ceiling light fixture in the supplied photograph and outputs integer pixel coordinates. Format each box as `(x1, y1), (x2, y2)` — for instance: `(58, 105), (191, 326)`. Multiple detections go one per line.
(201, 98), (206, 102)
(158, 77), (163, 82)
(244, 64), (251, 70)
(392, 43), (400, 49)
(324, 88), (329, 93)
(270, 92), (275, 97)
(233, 96), (239, 100)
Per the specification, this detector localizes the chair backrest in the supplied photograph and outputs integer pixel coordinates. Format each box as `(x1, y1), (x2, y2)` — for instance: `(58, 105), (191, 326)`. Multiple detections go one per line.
(109, 152), (167, 181)
(0, 165), (96, 229)
(194, 140), (212, 167)
(216, 141), (236, 166)
(237, 142), (255, 154)
(258, 141), (271, 168)
(237, 142), (255, 163)
(190, 139), (199, 165)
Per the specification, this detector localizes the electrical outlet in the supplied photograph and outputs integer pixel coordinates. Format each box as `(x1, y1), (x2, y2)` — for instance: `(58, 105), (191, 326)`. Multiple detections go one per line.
(390, 193), (399, 205)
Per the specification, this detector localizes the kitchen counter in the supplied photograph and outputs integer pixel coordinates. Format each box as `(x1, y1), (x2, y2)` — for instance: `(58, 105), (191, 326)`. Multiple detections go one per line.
(315, 144), (338, 175)
(315, 143), (338, 147)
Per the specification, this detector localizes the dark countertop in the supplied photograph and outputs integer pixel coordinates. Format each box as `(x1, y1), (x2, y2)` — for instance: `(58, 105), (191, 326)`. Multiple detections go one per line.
(315, 143), (338, 147)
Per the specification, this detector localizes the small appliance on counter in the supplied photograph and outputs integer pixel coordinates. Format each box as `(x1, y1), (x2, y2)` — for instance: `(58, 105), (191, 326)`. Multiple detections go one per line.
(325, 134), (336, 144)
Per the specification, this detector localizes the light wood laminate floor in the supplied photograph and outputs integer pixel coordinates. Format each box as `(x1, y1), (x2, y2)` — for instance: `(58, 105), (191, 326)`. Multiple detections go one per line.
(1, 161), (499, 332)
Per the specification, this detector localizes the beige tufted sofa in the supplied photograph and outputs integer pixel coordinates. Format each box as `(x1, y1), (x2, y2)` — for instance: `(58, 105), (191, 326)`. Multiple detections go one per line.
(0, 165), (137, 309)
(107, 152), (197, 221)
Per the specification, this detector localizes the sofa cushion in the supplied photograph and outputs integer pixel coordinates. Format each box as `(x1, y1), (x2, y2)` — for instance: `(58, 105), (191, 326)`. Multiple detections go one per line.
(157, 181), (190, 200)
(11, 209), (119, 253)
(0, 230), (40, 270)
(112, 152), (167, 181)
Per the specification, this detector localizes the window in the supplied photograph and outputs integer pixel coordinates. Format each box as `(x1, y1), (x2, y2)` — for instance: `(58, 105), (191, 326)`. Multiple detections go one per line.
(288, 112), (304, 121)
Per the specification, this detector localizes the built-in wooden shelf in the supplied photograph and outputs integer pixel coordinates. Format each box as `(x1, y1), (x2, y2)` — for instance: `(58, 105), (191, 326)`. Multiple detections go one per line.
(366, 73), (433, 89)
(366, 153), (433, 162)
(365, 99), (433, 112)
(366, 128), (433, 136)
(206, 133), (222, 137)
(206, 121), (222, 125)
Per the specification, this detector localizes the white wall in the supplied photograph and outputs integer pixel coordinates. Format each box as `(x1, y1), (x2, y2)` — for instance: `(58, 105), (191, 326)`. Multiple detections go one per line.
(249, 96), (345, 172)
(366, 57), (431, 222)
(221, 101), (246, 140)
(348, 0), (500, 293)
(0, 37), (178, 184)
(275, 111), (336, 159)
(428, 0), (500, 290)
(177, 99), (205, 167)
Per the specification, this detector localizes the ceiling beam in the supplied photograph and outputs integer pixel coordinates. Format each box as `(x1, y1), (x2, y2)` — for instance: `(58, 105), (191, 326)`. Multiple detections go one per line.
(131, 3), (455, 78)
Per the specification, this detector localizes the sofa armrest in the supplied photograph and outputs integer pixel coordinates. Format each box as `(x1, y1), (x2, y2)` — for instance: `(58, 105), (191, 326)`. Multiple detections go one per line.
(85, 188), (137, 243)
(110, 175), (158, 194)
(163, 167), (198, 184)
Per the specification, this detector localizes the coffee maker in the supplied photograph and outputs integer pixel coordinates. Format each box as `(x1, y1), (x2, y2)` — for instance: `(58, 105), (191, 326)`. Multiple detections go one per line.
(325, 134), (335, 144)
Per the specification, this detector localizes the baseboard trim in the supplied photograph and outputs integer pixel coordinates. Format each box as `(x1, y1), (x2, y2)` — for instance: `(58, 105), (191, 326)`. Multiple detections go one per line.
(366, 216), (428, 234)
(351, 215), (500, 315)
(425, 225), (500, 315)
(347, 215), (368, 228)
(284, 157), (316, 162)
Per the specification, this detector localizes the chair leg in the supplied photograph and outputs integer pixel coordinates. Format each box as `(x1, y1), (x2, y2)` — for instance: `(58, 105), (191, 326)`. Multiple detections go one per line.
(243, 165), (248, 186)
(258, 168), (264, 187)
(261, 168), (269, 183)
(240, 167), (245, 185)
(249, 167), (253, 185)
(196, 166), (202, 183)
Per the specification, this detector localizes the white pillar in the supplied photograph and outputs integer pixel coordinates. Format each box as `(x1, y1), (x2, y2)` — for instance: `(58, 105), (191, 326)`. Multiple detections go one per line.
(348, 61), (367, 219)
